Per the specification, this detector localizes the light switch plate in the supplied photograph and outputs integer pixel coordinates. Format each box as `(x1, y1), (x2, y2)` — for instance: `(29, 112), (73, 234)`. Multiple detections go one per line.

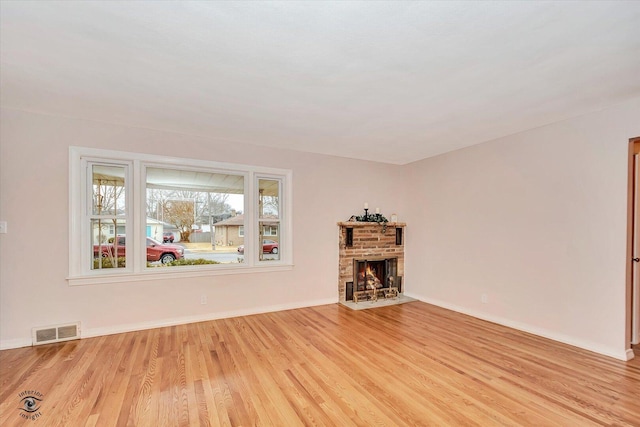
(0, 221), (6, 234)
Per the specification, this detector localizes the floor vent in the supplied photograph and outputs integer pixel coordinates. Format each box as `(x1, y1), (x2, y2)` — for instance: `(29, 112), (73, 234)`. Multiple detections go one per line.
(32, 322), (81, 346)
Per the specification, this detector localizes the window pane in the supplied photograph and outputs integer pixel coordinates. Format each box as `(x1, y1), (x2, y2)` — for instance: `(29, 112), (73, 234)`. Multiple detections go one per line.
(259, 179), (279, 219)
(259, 237), (280, 261)
(91, 219), (126, 270)
(146, 167), (244, 267)
(258, 178), (280, 262)
(263, 225), (278, 236)
(92, 165), (126, 216)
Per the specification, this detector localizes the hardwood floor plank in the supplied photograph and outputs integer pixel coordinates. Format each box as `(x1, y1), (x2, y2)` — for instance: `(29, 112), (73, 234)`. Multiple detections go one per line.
(1, 301), (639, 426)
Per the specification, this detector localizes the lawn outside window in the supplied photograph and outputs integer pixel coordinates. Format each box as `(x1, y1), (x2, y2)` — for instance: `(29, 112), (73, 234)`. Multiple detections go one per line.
(69, 147), (292, 285)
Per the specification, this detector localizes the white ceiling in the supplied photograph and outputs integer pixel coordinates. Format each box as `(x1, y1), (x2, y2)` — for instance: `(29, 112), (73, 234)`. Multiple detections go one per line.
(1, 1), (639, 164)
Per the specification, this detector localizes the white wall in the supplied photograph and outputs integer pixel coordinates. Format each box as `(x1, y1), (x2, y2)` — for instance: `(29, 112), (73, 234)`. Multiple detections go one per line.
(404, 97), (640, 360)
(0, 108), (406, 348)
(2, 98), (639, 360)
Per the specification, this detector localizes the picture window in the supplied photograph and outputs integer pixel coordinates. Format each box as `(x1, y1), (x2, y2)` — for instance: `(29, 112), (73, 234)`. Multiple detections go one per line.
(69, 147), (292, 284)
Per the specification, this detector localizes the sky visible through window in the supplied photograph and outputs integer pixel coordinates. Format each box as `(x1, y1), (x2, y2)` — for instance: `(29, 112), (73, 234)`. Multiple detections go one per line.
(227, 194), (244, 212)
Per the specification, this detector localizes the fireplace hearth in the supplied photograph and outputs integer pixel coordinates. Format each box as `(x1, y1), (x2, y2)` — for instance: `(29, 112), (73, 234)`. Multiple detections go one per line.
(338, 221), (405, 302)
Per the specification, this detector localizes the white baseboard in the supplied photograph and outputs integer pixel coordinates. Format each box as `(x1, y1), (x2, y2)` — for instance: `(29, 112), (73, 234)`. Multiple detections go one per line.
(0, 298), (337, 350)
(0, 337), (32, 350)
(405, 292), (630, 362)
(82, 298), (337, 340)
(5, 295), (633, 362)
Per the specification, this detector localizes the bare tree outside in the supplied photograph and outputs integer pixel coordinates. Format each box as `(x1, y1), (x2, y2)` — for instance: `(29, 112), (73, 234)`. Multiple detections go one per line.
(161, 199), (195, 242)
(147, 189), (233, 242)
(261, 195), (279, 217)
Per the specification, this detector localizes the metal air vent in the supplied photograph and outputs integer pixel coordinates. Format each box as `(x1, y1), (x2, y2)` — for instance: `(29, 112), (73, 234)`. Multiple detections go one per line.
(32, 322), (81, 345)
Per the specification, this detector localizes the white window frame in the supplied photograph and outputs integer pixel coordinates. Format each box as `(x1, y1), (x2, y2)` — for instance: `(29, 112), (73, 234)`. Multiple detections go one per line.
(238, 226), (244, 237)
(69, 147), (293, 285)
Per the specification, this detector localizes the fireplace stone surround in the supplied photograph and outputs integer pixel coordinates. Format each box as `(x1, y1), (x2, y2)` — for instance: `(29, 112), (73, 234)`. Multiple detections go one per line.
(338, 221), (405, 302)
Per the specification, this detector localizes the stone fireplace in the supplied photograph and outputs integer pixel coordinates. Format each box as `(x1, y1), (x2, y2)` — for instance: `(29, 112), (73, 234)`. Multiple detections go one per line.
(338, 221), (405, 302)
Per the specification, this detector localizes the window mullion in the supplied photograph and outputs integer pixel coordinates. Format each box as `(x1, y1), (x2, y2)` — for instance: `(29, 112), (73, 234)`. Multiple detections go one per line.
(245, 172), (256, 266)
(132, 160), (143, 273)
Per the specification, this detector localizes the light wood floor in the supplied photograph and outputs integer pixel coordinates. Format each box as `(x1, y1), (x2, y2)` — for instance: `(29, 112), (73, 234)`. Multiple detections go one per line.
(1, 301), (639, 426)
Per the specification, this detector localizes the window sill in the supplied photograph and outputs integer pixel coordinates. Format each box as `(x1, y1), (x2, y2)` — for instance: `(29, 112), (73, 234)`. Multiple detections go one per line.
(67, 263), (294, 286)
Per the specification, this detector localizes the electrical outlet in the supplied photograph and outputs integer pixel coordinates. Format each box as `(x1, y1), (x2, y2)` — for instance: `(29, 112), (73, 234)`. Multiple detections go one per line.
(200, 295), (207, 305)
(0, 221), (7, 234)
(481, 294), (488, 304)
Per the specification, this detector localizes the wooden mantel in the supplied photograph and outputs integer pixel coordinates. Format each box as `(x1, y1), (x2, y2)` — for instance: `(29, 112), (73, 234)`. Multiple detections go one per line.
(337, 221), (406, 227)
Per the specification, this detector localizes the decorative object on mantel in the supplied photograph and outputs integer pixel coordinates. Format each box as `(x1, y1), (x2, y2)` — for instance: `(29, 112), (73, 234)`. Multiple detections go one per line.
(349, 202), (389, 232)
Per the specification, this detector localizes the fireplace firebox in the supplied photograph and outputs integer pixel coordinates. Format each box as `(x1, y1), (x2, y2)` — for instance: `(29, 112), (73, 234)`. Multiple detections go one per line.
(354, 258), (397, 293)
(349, 258), (401, 302)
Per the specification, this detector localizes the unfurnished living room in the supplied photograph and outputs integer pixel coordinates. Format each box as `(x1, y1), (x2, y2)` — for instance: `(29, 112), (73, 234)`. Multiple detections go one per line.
(1, 1), (639, 425)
